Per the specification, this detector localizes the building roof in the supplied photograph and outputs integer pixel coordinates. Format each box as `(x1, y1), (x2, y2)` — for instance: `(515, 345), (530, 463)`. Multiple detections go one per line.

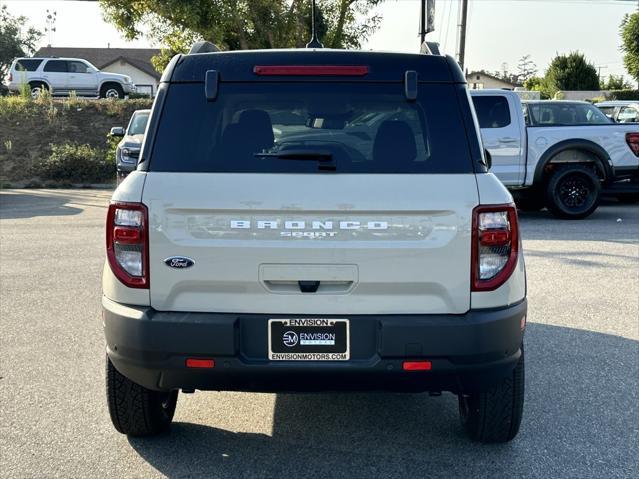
(33, 46), (161, 79)
(466, 70), (520, 87)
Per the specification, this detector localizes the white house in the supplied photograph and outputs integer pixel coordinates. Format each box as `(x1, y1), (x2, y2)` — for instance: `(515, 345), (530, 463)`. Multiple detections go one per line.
(466, 71), (520, 90)
(34, 46), (161, 96)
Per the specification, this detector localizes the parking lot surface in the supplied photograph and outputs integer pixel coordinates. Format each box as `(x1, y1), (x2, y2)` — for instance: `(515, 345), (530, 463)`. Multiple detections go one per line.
(1, 189), (637, 478)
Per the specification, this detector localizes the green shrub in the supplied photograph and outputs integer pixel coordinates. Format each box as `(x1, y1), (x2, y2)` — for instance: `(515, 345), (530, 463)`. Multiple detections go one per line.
(606, 89), (639, 101)
(34, 143), (115, 183)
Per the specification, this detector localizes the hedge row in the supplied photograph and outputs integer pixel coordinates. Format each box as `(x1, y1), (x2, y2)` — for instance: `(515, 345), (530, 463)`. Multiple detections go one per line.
(606, 89), (639, 101)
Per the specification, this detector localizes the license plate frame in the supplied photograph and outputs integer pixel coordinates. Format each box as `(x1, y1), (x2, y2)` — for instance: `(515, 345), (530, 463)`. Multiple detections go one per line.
(268, 318), (350, 361)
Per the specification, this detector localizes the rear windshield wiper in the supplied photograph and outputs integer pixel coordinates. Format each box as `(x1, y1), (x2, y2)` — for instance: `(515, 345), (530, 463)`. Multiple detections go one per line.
(254, 150), (333, 161)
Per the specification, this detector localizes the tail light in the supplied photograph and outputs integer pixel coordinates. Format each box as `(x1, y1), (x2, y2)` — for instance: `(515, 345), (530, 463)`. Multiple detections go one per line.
(106, 202), (149, 288)
(471, 204), (519, 291)
(8, 72), (12, 82)
(626, 132), (639, 157)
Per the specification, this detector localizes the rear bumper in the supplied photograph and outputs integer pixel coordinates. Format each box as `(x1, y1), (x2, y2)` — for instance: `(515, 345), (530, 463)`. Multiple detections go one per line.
(103, 297), (527, 393)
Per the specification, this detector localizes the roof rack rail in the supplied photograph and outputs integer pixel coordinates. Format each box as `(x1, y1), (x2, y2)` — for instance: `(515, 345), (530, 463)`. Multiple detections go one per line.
(189, 41), (220, 54)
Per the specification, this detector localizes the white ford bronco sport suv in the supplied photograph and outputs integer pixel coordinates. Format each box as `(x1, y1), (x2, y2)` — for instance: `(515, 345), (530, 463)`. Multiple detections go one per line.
(103, 45), (527, 443)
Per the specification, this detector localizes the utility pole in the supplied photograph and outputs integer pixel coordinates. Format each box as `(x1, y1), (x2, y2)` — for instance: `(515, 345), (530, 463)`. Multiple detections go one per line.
(420, 0), (426, 45)
(458, 0), (469, 69)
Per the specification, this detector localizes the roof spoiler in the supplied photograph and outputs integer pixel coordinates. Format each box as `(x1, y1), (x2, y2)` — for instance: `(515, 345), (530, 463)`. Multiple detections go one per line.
(189, 41), (220, 54)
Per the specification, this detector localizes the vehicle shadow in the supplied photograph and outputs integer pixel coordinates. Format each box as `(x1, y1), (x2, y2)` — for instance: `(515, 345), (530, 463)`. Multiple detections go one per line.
(518, 201), (639, 243)
(128, 323), (638, 478)
(0, 191), (93, 220)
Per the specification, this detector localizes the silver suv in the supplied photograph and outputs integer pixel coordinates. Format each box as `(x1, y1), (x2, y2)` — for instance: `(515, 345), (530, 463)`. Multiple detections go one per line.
(103, 46), (527, 443)
(110, 109), (151, 181)
(8, 57), (135, 99)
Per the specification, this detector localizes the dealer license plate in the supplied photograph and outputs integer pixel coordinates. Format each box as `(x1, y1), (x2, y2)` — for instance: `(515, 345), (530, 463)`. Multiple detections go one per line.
(268, 318), (350, 360)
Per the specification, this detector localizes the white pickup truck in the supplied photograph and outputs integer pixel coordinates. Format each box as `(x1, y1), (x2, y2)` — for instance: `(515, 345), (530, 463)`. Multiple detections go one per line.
(470, 90), (639, 218)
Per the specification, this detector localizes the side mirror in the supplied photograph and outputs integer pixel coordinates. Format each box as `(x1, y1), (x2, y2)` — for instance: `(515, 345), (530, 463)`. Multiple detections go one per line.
(110, 127), (125, 137)
(484, 149), (492, 170)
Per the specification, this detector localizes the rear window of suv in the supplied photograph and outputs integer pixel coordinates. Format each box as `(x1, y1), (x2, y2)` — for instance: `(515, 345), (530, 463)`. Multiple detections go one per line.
(15, 59), (43, 71)
(149, 83), (473, 174)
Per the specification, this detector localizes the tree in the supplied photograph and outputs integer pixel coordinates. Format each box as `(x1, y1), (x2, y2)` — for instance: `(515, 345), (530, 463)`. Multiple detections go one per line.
(516, 54), (537, 83)
(600, 74), (632, 91)
(0, 5), (42, 82)
(523, 76), (549, 99)
(620, 12), (639, 85)
(542, 52), (600, 98)
(99, 0), (384, 72)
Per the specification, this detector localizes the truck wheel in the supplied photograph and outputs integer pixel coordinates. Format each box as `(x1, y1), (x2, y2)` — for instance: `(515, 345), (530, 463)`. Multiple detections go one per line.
(100, 83), (124, 99)
(545, 164), (601, 219)
(29, 82), (48, 99)
(458, 345), (524, 443)
(617, 193), (639, 204)
(106, 356), (178, 436)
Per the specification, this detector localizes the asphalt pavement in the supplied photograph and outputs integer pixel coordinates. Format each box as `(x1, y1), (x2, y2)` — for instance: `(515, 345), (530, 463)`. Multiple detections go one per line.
(0, 189), (637, 479)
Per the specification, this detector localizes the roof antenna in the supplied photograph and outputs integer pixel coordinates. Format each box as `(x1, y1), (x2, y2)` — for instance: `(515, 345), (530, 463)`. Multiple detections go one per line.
(306, 0), (324, 48)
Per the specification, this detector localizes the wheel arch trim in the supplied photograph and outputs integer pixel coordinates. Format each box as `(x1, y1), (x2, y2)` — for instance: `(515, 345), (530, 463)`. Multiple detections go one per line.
(28, 79), (51, 90)
(99, 80), (125, 92)
(533, 139), (613, 185)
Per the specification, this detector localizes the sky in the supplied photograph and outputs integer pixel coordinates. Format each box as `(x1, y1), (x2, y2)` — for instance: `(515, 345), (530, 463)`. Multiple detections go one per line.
(3, 0), (638, 80)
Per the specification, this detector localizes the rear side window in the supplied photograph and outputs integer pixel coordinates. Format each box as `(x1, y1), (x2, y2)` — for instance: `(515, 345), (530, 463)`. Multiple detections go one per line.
(149, 82), (474, 174)
(528, 103), (611, 126)
(15, 59), (43, 72)
(472, 96), (511, 128)
(43, 60), (68, 73)
(617, 106), (638, 123)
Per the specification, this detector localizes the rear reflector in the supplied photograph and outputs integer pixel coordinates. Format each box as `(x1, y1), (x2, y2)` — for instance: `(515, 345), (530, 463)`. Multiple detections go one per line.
(253, 65), (369, 76)
(186, 358), (215, 369)
(113, 226), (141, 243)
(403, 361), (432, 371)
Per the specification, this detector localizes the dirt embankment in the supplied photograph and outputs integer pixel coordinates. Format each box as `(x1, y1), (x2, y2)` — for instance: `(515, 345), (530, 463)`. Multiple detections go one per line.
(0, 97), (153, 184)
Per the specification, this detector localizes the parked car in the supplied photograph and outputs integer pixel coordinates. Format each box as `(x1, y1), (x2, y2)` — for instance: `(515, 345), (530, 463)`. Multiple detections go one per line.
(470, 92), (639, 217)
(110, 109), (151, 181)
(103, 45), (527, 443)
(7, 57), (136, 99)
(595, 100), (639, 123)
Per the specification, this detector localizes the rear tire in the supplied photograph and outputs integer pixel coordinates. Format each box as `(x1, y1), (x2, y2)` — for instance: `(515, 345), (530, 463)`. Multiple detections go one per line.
(106, 356), (178, 436)
(545, 164), (601, 219)
(100, 83), (124, 99)
(29, 82), (48, 99)
(458, 346), (525, 443)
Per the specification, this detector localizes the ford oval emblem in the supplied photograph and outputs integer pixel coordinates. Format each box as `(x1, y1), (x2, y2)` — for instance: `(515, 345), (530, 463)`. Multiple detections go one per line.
(164, 256), (195, 269)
